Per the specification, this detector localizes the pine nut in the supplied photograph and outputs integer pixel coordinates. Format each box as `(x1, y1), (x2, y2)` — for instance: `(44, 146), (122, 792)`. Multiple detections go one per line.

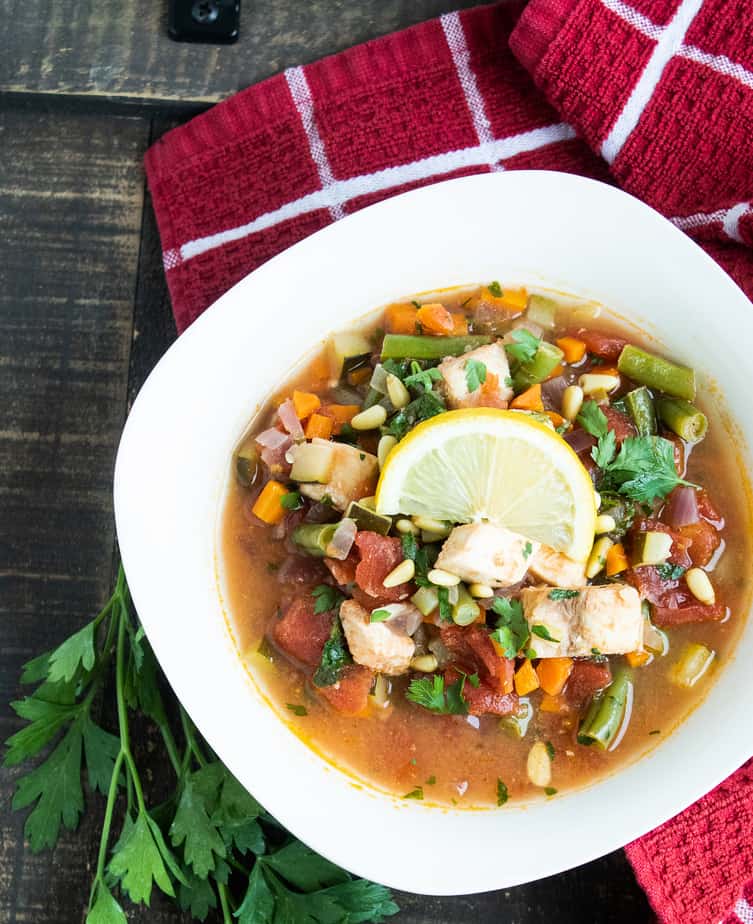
(468, 583), (494, 598)
(410, 654), (439, 672)
(377, 434), (397, 469)
(395, 518), (419, 535)
(594, 490), (602, 510)
(686, 567), (716, 605)
(351, 405), (387, 430)
(526, 740), (552, 788)
(579, 374), (620, 396)
(427, 568), (461, 587)
(386, 373), (410, 409)
(594, 514), (616, 535)
(383, 558), (415, 588)
(586, 536), (613, 579)
(562, 384), (584, 421)
(412, 515), (451, 536)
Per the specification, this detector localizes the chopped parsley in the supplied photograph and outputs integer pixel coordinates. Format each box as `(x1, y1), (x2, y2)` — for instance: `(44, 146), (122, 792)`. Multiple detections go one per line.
(333, 423), (358, 445)
(405, 674), (467, 715)
(370, 609), (391, 623)
(655, 563), (686, 581)
(649, 729), (661, 735)
(464, 358), (488, 393)
(524, 647), (538, 660)
(523, 541), (534, 560)
(280, 490), (303, 510)
(312, 617), (352, 687)
(505, 329), (541, 364)
(545, 740), (555, 760)
(490, 597), (529, 658)
(401, 534), (438, 587)
(266, 561), (280, 574)
(548, 589), (579, 601)
(425, 775), (437, 785)
(488, 281), (503, 298)
(437, 586), (452, 623)
(591, 647), (602, 656)
(577, 400), (617, 469)
(311, 584), (345, 615)
(404, 364), (442, 392)
(402, 787), (424, 800)
(285, 703), (308, 716)
(496, 779), (509, 806)
(544, 787), (558, 796)
(531, 625), (560, 643)
(386, 391), (445, 440)
(411, 300), (421, 309)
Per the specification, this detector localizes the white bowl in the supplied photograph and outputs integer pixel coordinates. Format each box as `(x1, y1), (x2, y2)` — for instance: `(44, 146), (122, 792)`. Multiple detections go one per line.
(114, 171), (753, 895)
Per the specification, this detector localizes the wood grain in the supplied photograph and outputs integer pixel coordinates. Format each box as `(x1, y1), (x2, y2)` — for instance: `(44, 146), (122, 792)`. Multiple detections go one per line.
(0, 0), (480, 105)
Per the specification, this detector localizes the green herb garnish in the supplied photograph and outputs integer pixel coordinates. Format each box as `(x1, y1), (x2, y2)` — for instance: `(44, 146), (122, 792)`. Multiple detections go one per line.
(505, 329), (541, 364)
(490, 597), (529, 658)
(655, 563), (686, 581)
(488, 281), (503, 298)
(577, 400), (617, 469)
(531, 625), (560, 643)
(468, 672), (481, 688)
(523, 541), (533, 560)
(464, 358), (487, 393)
(649, 729), (661, 735)
(403, 787), (424, 800)
(311, 584), (345, 615)
(286, 703), (308, 716)
(545, 740), (555, 760)
(437, 586), (452, 623)
(313, 618), (352, 687)
(386, 391), (445, 440)
(603, 435), (695, 503)
(544, 787), (558, 796)
(548, 589), (579, 601)
(280, 490), (303, 510)
(425, 775), (436, 785)
(405, 675), (467, 715)
(496, 779), (509, 806)
(403, 365), (442, 392)
(370, 609), (391, 623)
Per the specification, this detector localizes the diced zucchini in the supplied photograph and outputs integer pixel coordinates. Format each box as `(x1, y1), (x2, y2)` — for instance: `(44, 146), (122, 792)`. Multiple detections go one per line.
(526, 295), (557, 329)
(345, 501), (392, 535)
(669, 643), (715, 688)
(411, 586), (439, 617)
(328, 332), (372, 378)
(235, 444), (259, 487)
(292, 523), (339, 557)
(290, 442), (335, 483)
(631, 531), (672, 566)
(500, 697), (533, 739)
(452, 584), (480, 626)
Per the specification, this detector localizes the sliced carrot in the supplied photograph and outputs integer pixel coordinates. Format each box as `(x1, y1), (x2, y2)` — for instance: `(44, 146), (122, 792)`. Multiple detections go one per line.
(319, 404), (361, 434)
(540, 693), (572, 714)
(451, 312), (469, 336)
(626, 650), (651, 668)
(555, 336), (587, 364)
(417, 302), (455, 335)
(606, 542), (629, 576)
(292, 390), (321, 420)
(514, 659), (540, 696)
(305, 413), (334, 440)
(547, 411), (569, 430)
(347, 367), (371, 386)
(546, 363), (565, 381)
(385, 303), (419, 334)
(510, 384), (544, 412)
(251, 480), (289, 525)
(535, 657), (574, 696)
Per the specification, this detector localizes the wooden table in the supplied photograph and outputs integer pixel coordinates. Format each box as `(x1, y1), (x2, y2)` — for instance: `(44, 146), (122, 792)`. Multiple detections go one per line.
(0, 2), (654, 920)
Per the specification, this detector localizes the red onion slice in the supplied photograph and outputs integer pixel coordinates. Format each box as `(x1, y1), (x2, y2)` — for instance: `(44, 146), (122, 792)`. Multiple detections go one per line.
(278, 399), (304, 440)
(564, 427), (596, 455)
(377, 602), (423, 637)
(325, 517), (357, 560)
(665, 486), (699, 528)
(255, 427), (288, 449)
(259, 435), (293, 469)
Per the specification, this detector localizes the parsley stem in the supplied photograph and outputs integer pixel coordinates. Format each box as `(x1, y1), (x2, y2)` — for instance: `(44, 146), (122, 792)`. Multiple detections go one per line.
(87, 750), (125, 911)
(218, 881), (233, 923)
(179, 704), (207, 768)
(115, 594), (147, 814)
(159, 722), (183, 778)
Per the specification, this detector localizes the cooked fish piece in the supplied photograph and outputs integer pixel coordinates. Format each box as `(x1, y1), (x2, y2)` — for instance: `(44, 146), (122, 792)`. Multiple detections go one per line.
(438, 342), (514, 409)
(339, 599), (416, 675)
(528, 545), (587, 587)
(299, 441), (378, 511)
(521, 584), (643, 657)
(435, 522), (539, 587)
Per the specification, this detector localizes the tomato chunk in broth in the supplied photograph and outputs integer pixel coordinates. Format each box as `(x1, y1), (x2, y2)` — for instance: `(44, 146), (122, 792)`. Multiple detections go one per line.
(222, 284), (752, 806)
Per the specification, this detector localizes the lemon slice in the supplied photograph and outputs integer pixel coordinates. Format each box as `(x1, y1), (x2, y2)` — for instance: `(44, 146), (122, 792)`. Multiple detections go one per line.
(375, 408), (596, 561)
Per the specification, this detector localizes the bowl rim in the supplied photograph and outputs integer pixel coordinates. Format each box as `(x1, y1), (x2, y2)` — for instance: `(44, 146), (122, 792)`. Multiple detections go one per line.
(114, 170), (753, 895)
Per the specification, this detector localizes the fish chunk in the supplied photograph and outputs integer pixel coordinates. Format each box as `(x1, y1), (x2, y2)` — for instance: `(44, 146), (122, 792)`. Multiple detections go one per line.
(436, 522), (539, 587)
(339, 599), (416, 675)
(300, 441), (378, 510)
(521, 584), (643, 657)
(528, 545), (587, 587)
(438, 342), (514, 409)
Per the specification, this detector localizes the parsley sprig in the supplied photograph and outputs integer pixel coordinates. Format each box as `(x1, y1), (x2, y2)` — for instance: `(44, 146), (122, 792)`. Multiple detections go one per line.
(489, 597), (529, 658)
(4, 568), (398, 923)
(505, 329), (541, 364)
(464, 358), (487, 393)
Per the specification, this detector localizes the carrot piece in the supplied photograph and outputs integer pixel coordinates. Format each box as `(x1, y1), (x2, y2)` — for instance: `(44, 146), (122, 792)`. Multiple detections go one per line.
(451, 312), (469, 335)
(555, 336), (587, 364)
(319, 404), (360, 434)
(547, 411), (569, 430)
(596, 366), (620, 378)
(251, 480), (289, 525)
(292, 390), (321, 420)
(540, 693), (571, 714)
(305, 413), (334, 440)
(546, 363), (565, 381)
(535, 657), (574, 696)
(514, 659), (540, 696)
(491, 286), (528, 313)
(347, 367), (371, 386)
(626, 650), (651, 668)
(510, 384), (544, 412)
(605, 542), (629, 576)
(417, 302), (455, 335)
(385, 303), (419, 334)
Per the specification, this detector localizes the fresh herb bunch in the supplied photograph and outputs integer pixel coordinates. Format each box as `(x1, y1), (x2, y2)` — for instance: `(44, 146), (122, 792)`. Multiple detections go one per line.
(4, 567), (399, 923)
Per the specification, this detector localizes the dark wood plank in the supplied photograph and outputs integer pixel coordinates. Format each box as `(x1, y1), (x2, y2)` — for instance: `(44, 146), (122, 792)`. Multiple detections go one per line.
(0, 108), (150, 923)
(0, 0), (480, 105)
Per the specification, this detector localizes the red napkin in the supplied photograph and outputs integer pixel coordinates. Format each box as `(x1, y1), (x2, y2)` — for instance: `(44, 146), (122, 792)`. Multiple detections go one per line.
(144, 2), (753, 919)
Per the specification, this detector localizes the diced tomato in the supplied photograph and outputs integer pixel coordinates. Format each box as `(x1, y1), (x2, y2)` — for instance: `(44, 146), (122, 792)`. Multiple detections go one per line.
(697, 489), (724, 528)
(354, 531), (412, 602)
(440, 625), (513, 692)
(664, 434), (686, 477)
(563, 659), (612, 706)
(577, 330), (628, 362)
(652, 603), (727, 627)
(603, 406), (636, 444)
(626, 565), (687, 607)
(444, 669), (518, 717)
(631, 518), (692, 569)
(272, 596), (334, 667)
(678, 520), (722, 567)
(317, 664), (374, 715)
(324, 550), (359, 586)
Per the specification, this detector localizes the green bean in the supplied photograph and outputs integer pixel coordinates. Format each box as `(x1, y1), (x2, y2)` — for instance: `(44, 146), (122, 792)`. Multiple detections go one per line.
(452, 584), (481, 626)
(624, 386), (657, 436)
(525, 294), (557, 329)
(656, 397), (708, 442)
(511, 341), (564, 391)
(577, 666), (632, 750)
(617, 345), (696, 401)
(381, 333), (491, 360)
(292, 523), (338, 557)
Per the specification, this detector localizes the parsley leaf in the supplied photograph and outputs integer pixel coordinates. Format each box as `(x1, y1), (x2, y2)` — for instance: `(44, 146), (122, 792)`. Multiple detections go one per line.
(87, 884), (127, 924)
(548, 589), (579, 600)
(577, 400), (617, 468)
(109, 810), (184, 904)
(496, 779), (509, 806)
(313, 617), (352, 687)
(464, 358), (487, 393)
(603, 436), (694, 503)
(285, 703), (307, 716)
(490, 597), (529, 657)
(544, 786), (558, 796)
(47, 621), (96, 683)
(169, 768), (227, 879)
(523, 541), (533, 560)
(437, 586), (452, 622)
(403, 787), (424, 800)
(386, 391), (446, 440)
(592, 428), (617, 469)
(403, 365), (442, 392)
(531, 625), (560, 643)
(488, 281), (503, 297)
(406, 674), (467, 715)
(311, 584), (344, 615)
(505, 329), (541, 364)
(370, 609), (391, 623)
(655, 563), (686, 581)
(545, 740), (556, 760)
(426, 775), (437, 785)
